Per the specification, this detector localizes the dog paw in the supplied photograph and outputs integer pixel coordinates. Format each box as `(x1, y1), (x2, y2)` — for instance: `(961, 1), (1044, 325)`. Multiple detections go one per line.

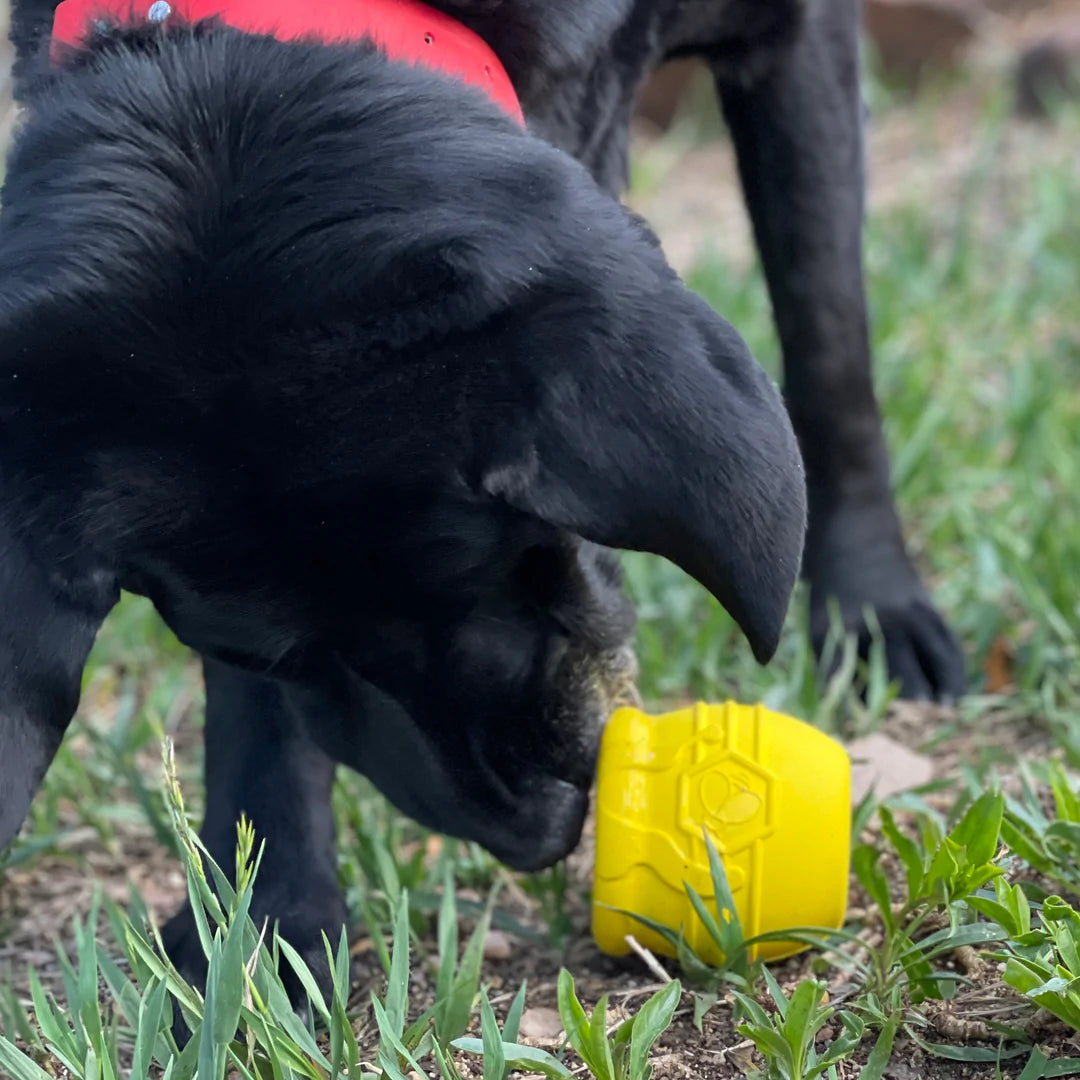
(806, 513), (966, 702)
(160, 879), (346, 1043)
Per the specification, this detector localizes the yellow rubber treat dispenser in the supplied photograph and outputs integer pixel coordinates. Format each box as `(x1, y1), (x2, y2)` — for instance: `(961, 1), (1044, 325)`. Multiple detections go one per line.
(592, 702), (851, 965)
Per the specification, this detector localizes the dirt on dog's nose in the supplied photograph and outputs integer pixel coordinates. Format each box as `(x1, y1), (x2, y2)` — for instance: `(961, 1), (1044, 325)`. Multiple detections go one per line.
(598, 644), (641, 708)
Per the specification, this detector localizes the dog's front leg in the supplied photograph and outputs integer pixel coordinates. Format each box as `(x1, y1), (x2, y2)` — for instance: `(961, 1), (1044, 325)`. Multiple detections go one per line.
(711, 0), (965, 701)
(162, 658), (346, 1026)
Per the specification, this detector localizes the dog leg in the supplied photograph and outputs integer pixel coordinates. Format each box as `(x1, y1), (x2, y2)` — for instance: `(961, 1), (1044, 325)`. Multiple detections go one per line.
(161, 658), (345, 1018)
(712, 0), (965, 700)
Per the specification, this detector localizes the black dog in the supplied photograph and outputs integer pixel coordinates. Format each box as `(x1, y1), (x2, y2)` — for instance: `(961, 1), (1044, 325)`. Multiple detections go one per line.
(9, 2), (967, 707)
(0, 5), (811, 992)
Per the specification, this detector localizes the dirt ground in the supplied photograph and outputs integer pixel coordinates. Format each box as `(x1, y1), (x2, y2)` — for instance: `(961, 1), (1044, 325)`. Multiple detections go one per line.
(3, 701), (1077, 1077)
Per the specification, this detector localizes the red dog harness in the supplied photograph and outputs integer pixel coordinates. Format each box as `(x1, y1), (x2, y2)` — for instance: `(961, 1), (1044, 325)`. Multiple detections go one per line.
(51, 0), (525, 125)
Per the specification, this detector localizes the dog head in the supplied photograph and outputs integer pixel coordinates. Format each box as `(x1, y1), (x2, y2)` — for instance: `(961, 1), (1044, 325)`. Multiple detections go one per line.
(0, 28), (806, 868)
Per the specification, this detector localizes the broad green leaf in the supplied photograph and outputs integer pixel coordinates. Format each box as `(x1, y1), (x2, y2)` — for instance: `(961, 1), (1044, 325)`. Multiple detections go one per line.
(629, 981), (681, 1080)
(925, 837), (962, 902)
(737, 1022), (794, 1066)
(779, 980), (828, 1075)
(949, 791), (1004, 868)
(692, 993), (718, 1033)
(558, 970), (601, 1076)
(1018, 1047), (1080, 1080)
(1046, 821), (1080, 852)
(967, 889), (1026, 937)
(1001, 816), (1056, 878)
(729, 991), (771, 1029)
(1042, 897), (1080, 973)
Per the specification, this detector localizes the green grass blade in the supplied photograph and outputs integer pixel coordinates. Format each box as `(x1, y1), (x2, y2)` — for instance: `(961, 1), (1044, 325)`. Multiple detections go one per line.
(852, 845), (896, 935)
(436, 885), (500, 1048)
(0, 1040), (56, 1080)
(588, 993), (616, 1080)
(905, 1027), (1031, 1062)
(436, 865), (459, 1008)
(702, 830), (745, 957)
(684, 883), (730, 958)
(858, 1016), (899, 1080)
(197, 934), (225, 1080)
(503, 980), (528, 1045)
(372, 994), (426, 1076)
(211, 888), (251, 1049)
(453, 1038), (574, 1079)
(130, 977), (170, 1080)
(277, 937), (332, 1025)
(27, 968), (81, 1072)
(480, 992), (506, 1080)
(386, 890), (412, 1038)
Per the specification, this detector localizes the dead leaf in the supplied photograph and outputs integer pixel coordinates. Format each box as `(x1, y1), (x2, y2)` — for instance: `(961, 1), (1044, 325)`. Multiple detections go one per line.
(984, 634), (1015, 693)
(848, 733), (934, 803)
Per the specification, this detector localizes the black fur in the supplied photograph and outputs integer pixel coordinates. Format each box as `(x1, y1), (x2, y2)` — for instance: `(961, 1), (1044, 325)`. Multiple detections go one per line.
(0, 12), (810, 1000)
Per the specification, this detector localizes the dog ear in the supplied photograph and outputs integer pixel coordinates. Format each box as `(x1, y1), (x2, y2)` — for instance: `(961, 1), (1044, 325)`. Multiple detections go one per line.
(0, 522), (118, 848)
(482, 284), (807, 664)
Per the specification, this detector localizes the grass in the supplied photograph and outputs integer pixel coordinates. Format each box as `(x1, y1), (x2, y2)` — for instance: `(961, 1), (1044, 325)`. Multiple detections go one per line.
(2, 81), (1080, 1079)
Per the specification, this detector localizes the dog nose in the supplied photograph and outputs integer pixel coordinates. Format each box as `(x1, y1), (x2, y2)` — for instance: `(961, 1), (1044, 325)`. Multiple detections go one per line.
(490, 778), (590, 872)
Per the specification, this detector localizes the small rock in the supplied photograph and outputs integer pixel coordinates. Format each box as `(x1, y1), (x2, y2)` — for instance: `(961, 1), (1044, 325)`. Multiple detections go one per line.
(483, 930), (513, 960)
(847, 732), (934, 802)
(519, 1006), (564, 1044)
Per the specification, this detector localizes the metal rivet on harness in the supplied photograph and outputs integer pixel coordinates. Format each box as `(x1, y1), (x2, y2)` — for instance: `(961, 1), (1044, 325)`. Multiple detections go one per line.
(147, 1), (172, 22)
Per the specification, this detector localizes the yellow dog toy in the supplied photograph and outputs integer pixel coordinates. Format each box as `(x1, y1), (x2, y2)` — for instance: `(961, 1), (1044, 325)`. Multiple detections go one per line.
(592, 702), (851, 964)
